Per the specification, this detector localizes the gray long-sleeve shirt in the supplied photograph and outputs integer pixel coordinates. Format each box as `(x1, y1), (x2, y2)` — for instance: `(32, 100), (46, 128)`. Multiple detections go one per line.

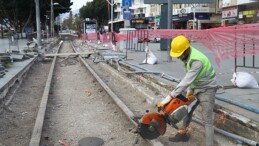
(170, 60), (217, 97)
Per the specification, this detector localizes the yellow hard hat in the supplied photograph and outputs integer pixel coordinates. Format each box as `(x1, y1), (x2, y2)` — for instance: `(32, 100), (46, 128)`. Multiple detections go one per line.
(170, 35), (190, 58)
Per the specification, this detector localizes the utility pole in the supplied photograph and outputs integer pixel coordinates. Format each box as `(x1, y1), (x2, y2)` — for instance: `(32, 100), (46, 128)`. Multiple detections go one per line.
(111, 0), (114, 32)
(35, 0), (42, 46)
(167, 0), (172, 61)
(193, 5), (196, 30)
(51, 0), (54, 37)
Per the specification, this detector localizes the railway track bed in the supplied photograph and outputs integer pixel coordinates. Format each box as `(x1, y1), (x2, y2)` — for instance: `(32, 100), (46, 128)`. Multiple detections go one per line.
(0, 40), (241, 146)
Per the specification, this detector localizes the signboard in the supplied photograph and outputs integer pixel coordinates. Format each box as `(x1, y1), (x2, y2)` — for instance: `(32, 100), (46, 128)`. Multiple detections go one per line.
(242, 10), (256, 18)
(144, 0), (214, 4)
(123, 10), (131, 20)
(237, 0), (252, 5)
(122, 0), (132, 7)
(155, 16), (160, 26)
(194, 7), (210, 13)
(222, 6), (238, 19)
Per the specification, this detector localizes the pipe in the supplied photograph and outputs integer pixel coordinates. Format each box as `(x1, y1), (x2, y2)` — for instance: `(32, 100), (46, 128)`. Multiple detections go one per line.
(101, 54), (126, 57)
(117, 59), (259, 115)
(193, 118), (259, 146)
(91, 56), (259, 115)
(85, 47), (259, 146)
(216, 95), (259, 114)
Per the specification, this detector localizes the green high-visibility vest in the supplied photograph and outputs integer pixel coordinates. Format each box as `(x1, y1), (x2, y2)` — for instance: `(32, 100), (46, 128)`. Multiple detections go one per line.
(187, 47), (215, 89)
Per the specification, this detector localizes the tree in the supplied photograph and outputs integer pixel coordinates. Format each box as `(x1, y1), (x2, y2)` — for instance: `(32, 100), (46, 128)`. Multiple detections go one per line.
(73, 14), (81, 32)
(79, 0), (109, 27)
(0, 0), (72, 34)
(62, 11), (73, 30)
(62, 13), (81, 32)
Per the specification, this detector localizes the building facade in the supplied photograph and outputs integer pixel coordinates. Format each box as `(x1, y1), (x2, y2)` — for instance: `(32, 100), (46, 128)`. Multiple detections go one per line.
(171, 1), (222, 29)
(221, 0), (259, 26)
(108, 0), (259, 31)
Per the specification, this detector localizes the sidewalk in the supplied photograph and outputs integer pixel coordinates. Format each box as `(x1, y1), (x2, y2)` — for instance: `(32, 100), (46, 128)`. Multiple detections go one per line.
(85, 40), (259, 124)
(84, 40), (259, 142)
(123, 42), (259, 124)
(0, 39), (38, 101)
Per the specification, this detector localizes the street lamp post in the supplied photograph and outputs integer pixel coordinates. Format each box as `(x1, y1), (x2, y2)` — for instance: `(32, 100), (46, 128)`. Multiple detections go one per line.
(53, 3), (67, 33)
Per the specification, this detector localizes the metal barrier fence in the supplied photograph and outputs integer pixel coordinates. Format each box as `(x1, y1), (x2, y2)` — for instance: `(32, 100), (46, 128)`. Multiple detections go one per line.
(235, 38), (259, 70)
(126, 30), (149, 52)
(229, 25), (259, 70)
(81, 23), (259, 68)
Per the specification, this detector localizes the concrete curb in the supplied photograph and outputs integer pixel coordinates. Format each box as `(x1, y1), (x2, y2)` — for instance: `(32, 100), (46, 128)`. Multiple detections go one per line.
(105, 59), (259, 142)
(0, 56), (38, 104)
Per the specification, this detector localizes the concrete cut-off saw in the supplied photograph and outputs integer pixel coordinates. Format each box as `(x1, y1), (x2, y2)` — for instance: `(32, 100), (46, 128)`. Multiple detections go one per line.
(136, 94), (199, 140)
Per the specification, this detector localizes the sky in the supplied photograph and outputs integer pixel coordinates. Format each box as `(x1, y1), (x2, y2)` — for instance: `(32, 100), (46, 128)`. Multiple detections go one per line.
(71, 0), (92, 11)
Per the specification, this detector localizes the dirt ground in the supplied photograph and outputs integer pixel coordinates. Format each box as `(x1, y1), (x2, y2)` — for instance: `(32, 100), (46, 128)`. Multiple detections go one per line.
(73, 40), (237, 146)
(0, 40), (237, 146)
(40, 41), (150, 146)
(0, 61), (51, 146)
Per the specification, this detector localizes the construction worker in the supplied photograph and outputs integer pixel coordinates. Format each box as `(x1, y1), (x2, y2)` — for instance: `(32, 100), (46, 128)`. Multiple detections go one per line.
(157, 35), (217, 146)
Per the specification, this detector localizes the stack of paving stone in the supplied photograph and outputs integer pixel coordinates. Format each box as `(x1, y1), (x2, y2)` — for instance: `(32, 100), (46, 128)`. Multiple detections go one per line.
(0, 53), (12, 78)
(0, 63), (7, 78)
(11, 51), (34, 62)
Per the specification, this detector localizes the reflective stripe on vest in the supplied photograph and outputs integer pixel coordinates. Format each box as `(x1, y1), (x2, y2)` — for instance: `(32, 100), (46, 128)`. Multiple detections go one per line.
(187, 47), (215, 88)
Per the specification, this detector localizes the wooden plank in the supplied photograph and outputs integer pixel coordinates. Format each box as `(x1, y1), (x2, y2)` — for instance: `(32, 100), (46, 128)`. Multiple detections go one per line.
(44, 52), (94, 57)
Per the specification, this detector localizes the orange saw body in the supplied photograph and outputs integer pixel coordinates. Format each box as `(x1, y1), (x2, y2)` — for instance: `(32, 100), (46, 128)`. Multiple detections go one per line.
(138, 94), (199, 140)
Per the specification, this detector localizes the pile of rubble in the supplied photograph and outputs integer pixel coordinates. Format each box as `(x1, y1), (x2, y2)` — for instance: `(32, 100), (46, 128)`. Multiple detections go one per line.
(0, 51), (35, 78)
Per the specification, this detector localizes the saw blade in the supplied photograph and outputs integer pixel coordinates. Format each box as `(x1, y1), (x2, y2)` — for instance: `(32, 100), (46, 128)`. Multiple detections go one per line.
(138, 112), (166, 140)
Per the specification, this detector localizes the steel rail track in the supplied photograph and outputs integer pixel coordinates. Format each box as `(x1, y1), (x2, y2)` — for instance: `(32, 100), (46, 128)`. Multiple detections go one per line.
(29, 42), (63, 146)
(28, 40), (164, 146)
(28, 39), (258, 146)
(69, 41), (164, 146)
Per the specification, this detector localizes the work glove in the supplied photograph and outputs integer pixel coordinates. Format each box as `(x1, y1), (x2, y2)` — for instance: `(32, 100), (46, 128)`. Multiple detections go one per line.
(157, 95), (172, 111)
(186, 90), (195, 101)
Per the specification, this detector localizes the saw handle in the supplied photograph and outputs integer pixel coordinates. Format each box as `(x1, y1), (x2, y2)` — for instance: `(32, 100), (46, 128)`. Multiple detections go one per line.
(157, 94), (188, 112)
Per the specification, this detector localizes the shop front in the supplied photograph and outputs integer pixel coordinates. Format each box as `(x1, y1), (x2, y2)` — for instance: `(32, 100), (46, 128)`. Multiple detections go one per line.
(222, 6), (238, 26)
(187, 13), (212, 29)
(238, 2), (259, 24)
(172, 14), (189, 29)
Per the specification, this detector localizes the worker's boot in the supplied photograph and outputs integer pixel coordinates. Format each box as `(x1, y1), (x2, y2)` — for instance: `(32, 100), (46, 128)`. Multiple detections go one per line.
(168, 132), (190, 142)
